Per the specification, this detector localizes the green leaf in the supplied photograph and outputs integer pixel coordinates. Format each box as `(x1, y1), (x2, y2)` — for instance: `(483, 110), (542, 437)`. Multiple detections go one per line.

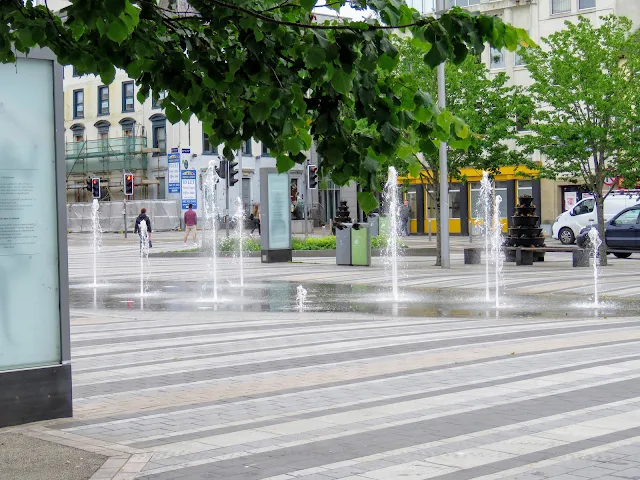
(165, 103), (181, 124)
(331, 69), (352, 95)
(99, 63), (116, 85)
(306, 46), (326, 68)
(454, 119), (469, 139)
(408, 160), (421, 178)
(380, 122), (400, 146)
(300, 0), (316, 11)
(276, 154), (295, 173)
(378, 53), (398, 72)
(436, 110), (454, 133)
(357, 191), (379, 214)
(363, 156), (380, 173)
(249, 102), (270, 122)
(106, 18), (129, 44)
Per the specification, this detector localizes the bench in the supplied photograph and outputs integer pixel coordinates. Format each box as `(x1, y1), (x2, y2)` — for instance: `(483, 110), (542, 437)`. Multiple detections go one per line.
(504, 246), (589, 267)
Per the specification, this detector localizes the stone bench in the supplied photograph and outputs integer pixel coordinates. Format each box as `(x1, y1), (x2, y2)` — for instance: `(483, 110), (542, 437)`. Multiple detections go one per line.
(504, 246), (588, 267)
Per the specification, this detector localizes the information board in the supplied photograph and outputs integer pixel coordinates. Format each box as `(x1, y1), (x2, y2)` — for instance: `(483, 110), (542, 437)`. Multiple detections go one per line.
(0, 58), (62, 370)
(168, 153), (180, 193)
(267, 173), (291, 249)
(181, 170), (197, 210)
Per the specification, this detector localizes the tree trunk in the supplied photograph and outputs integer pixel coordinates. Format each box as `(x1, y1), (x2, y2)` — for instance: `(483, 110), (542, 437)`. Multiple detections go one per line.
(595, 192), (608, 267)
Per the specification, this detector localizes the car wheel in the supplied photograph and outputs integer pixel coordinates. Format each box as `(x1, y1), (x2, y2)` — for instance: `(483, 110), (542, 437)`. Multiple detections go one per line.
(559, 227), (575, 245)
(613, 252), (632, 259)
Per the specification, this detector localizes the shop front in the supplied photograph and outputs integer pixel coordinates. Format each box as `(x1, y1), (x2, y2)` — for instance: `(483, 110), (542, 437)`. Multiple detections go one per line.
(402, 167), (541, 235)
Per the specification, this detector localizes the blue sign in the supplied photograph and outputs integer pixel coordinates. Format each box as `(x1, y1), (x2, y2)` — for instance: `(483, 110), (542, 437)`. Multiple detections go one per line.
(180, 170), (197, 210)
(168, 153), (180, 193)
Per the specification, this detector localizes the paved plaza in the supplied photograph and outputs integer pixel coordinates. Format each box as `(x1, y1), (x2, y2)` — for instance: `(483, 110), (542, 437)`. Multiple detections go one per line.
(5, 232), (640, 480)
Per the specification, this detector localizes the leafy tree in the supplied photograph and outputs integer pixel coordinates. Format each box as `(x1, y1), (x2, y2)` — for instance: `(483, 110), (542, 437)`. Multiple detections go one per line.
(1, 0), (531, 211)
(520, 15), (640, 265)
(390, 37), (533, 265)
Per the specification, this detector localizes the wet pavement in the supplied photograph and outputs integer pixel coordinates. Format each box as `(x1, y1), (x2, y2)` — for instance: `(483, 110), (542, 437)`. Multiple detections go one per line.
(69, 279), (640, 319)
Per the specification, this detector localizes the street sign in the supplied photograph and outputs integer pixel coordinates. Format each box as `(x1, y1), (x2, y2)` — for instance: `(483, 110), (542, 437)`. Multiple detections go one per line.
(180, 169), (197, 210)
(168, 153), (180, 193)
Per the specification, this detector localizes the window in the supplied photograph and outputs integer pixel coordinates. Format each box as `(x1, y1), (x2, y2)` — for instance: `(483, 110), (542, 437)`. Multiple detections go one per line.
(578, 0), (595, 9)
(122, 81), (135, 112)
(613, 208), (640, 226)
(73, 89), (84, 119)
(495, 181), (508, 218)
(449, 183), (462, 219)
(445, 0), (479, 6)
(151, 115), (167, 154)
(262, 144), (271, 156)
(515, 48), (527, 67)
(98, 86), (109, 115)
(120, 118), (135, 137)
(490, 47), (505, 69)
(202, 133), (215, 155)
(153, 90), (167, 109)
(72, 66), (79, 77)
(573, 199), (595, 215)
(517, 180), (533, 199)
(551, 0), (571, 14)
(243, 140), (252, 156)
(516, 113), (531, 132)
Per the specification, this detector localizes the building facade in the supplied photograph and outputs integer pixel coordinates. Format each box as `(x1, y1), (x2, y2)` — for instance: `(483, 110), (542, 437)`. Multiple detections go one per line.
(60, 10), (361, 229)
(404, 0), (640, 234)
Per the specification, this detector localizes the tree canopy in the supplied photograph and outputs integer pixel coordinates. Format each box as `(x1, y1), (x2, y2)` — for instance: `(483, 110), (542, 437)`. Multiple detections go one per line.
(519, 15), (640, 263)
(1, 0), (531, 211)
(385, 36), (533, 264)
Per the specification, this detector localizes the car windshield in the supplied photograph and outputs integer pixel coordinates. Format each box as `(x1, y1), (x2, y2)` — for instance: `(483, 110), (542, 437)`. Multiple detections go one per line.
(573, 199), (594, 215)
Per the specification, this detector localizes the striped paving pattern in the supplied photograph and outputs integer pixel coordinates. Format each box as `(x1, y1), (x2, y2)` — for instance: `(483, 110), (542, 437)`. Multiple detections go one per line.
(36, 234), (640, 479)
(54, 310), (640, 480)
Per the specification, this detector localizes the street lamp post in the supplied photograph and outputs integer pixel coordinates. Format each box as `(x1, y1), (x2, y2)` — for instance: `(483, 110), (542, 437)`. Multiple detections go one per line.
(436, 0), (450, 269)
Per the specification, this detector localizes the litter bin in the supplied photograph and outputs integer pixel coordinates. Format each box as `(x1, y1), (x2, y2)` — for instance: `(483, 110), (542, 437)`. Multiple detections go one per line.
(336, 223), (371, 266)
(351, 223), (371, 266)
(336, 223), (351, 266)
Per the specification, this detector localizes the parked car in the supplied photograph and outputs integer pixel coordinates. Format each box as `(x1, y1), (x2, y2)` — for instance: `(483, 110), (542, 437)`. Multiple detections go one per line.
(576, 204), (640, 258)
(552, 193), (640, 244)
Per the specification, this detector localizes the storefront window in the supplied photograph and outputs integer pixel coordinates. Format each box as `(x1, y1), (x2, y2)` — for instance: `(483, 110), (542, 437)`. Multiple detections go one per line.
(449, 183), (461, 219)
(517, 180), (533, 198)
(495, 181), (508, 218)
(406, 191), (417, 220)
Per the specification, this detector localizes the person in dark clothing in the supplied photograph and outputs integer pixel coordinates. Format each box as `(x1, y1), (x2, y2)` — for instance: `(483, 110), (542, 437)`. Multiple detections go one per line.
(250, 203), (261, 235)
(134, 208), (152, 248)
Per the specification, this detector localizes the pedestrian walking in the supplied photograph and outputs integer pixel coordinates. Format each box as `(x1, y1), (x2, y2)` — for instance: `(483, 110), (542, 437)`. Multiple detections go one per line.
(183, 203), (197, 246)
(400, 200), (410, 236)
(250, 203), (261, 235)
(134, 208), (152, 248)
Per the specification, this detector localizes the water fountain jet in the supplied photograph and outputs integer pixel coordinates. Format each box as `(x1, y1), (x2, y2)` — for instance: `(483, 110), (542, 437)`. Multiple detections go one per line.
(91, 199), (102, 287)
(383, 167), (401, 302)
(234, 197), (245, 287)
(491, 195), (504, 308)
(296, 285), (307, 311)
(588, 227), (602, 306)
(203, 160), (221, 301)
(478, 172), (492, 302)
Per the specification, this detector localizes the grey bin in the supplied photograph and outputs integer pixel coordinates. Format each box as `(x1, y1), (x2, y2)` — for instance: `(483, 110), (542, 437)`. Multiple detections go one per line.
(336, 223), (371, 267)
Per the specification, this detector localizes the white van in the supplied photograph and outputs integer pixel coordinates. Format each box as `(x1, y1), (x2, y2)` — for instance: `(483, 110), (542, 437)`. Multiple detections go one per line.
(552, 193), (640, 244)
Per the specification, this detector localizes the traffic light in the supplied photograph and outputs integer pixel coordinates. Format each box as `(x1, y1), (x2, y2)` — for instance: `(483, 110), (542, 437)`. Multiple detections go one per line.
(124, 173), (134, 196)
(91, 178), (101, 198)
(217, 160), (227, 179)
(307, 164), (318, 189)
(228, 160), (239, 186)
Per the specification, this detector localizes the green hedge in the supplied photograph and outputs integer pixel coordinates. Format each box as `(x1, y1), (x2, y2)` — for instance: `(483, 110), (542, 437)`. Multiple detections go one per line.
(215, 235), (404, 252)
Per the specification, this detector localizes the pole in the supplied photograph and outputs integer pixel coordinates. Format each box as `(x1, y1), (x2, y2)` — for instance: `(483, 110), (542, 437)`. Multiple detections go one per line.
(238, 148), (243, 235)
(436, 0), (450, 269)
(225, 157), (230, 238)
(123, 169), (128, 238)
(304, 154), (309, 239)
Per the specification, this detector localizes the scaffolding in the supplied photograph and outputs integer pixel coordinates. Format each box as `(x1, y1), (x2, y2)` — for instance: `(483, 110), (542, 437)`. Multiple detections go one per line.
(65, 135), (151, 201)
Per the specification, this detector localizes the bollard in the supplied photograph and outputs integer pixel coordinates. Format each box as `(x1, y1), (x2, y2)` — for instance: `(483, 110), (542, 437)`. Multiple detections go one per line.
(322, 225), (326, 236)
(469, 220), (473, 244)
(428, 220), (432, 241)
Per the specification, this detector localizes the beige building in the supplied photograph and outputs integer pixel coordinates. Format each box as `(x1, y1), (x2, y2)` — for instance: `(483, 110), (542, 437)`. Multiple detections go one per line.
(403, 0), (640, 233)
